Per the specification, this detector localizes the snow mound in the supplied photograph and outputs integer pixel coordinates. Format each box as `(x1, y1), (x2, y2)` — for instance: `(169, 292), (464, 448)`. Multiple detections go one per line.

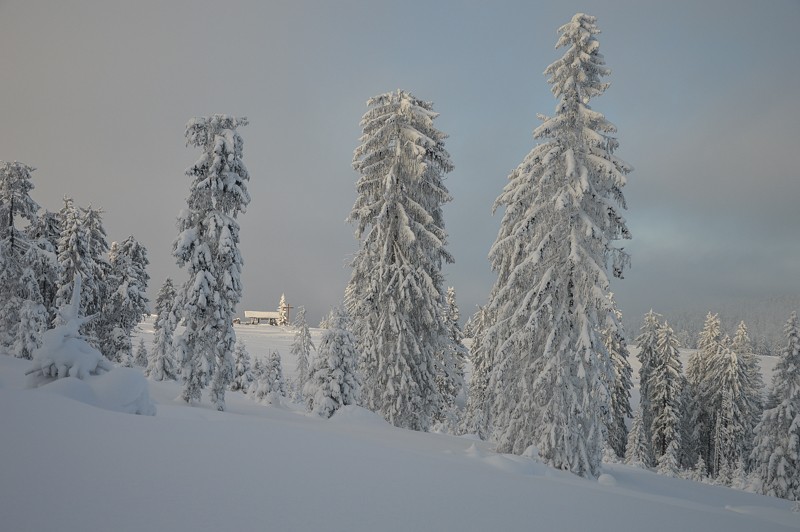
(598, 473), (618, 486)
(88, 367), (156, 416)
(27, 328), (113, 385)
(328, 405), (390, 427)
(38, 368), (155, 416)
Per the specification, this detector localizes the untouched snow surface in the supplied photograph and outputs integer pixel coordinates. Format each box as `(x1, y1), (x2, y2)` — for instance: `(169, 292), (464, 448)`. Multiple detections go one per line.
(0, 320), (797, 532)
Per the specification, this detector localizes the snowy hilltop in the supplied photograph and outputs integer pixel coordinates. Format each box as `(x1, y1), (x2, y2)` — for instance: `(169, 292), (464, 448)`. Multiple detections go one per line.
(0, 320), (798, 531)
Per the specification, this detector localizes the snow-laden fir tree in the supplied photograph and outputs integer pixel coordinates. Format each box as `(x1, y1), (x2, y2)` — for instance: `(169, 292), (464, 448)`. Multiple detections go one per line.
(13, 264), (48, 359)
(345, 89), (454, 431)
(24, 209), (61, 324)
(625, 409), (650, 468)
(79, 205), (111, 350)
(656, 439), (681, 478)
(0, 161), (41, 351)
(750, 311), (800, 501)
(103, 237), (150, 364)
(53, 197), (89, 324)
(690, 455), (709, 483)
(304, 307), (361, 418)
(290, 306), (314, 401)
(135, 337), (148, 367)
(277, 293), (289, 326)
(650, 322), (684, 462)
(634, 310), (661, 466)
(602, 295), (633, 459)
(254, 350), (286, 403)
(730, 457), (749, 490)
(146, 278), (179, 381)
(685, 312), (722, 470)
(173, 115), (250, 411)
(463, 305), (494, 439)
(706, 329), (762, 477)
(437, 286), (468, 422)
(483, 13), (631, 477)
(731, 321), (765, 452)
(230, 340), (254, 393)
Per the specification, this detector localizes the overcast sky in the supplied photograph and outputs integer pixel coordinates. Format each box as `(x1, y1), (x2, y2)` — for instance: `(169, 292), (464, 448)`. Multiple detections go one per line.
(1, 0), (798, 327)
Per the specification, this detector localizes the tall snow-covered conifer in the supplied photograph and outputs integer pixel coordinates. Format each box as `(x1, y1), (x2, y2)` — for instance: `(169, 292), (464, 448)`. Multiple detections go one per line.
(437, 286), (468, 421)
(173, 115), (250, 411)
(146, 278), (179, 381)
(686, 312), (722, 469)
(464, 305), (494, 439)
(650, 321), (684, 462)
(24, 210), (61, 324)
(104, 236), (150, 364)
(346, 89), (454, 431)
(290, 306), (314, 401)
(484, 13), (631, 477)
(602, 296), (633, 459)
(750, 312), (800, 501)
(634, 309), (661, 466)
(0, 161), (41, 351)
(53, 198), (91, 325)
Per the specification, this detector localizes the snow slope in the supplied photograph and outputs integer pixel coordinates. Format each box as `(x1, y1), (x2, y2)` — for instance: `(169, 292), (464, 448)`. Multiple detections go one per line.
(0, 322), (797, 532)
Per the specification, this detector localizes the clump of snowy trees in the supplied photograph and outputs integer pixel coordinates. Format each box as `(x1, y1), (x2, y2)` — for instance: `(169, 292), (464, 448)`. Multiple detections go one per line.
(0, 161), (150, 365)
(620, 306), (800, 504)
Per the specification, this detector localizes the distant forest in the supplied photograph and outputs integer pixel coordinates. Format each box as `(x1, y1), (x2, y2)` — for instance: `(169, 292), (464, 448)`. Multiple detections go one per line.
(625, 295), (800, 356)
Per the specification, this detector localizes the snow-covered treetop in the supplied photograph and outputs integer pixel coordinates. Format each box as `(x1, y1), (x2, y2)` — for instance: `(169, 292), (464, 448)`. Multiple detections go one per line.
(350, 89), (453, 246)
(547, 14), (610, 103)
(184, 114), (251, 218)
(0, 160), (40, 228)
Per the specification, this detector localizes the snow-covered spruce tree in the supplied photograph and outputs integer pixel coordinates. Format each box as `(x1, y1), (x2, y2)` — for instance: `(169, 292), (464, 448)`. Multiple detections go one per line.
(732, 321), (765, 451)
(602, 295), (633, 459)
(625, 409), (650, 468)
(103, 237), (150, 364)
(230, 340), (254, 393)
(277, 293), (289, 326)
(634, 309), (661, 466)
(13, 264), (48, 359)
(0, 161), (41, 350)
(484, 14), (631, 477)
(657, 439), (681, 478)
(463, 305), (494, 439)
(53, 197), (88, 324)
(146, 278), (179, 381)
(290, 306), (315, 401)
(173, 115), (250, 411)
(706, 329), (761, 477)
(254, 350), (286, 403)
(135, 337), (148, 367)
(24, 210), (61, 324)
(690, 455), (709, 483)
(650, 321), (684, 462)
(437, 286), (468, 425)
(750, 311), (800, 501)
(346, 89), (454, 431)
(304, 307), (361, 418)
(79, 205), (111, 350)
(685, 311), (722, 470)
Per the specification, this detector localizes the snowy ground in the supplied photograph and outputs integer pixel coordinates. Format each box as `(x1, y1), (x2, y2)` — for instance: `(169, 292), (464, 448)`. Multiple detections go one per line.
(1, 321), (797, 532)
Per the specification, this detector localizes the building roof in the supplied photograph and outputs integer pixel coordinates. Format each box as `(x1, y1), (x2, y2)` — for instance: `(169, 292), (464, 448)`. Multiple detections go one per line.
(244, 311), (281, 319)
